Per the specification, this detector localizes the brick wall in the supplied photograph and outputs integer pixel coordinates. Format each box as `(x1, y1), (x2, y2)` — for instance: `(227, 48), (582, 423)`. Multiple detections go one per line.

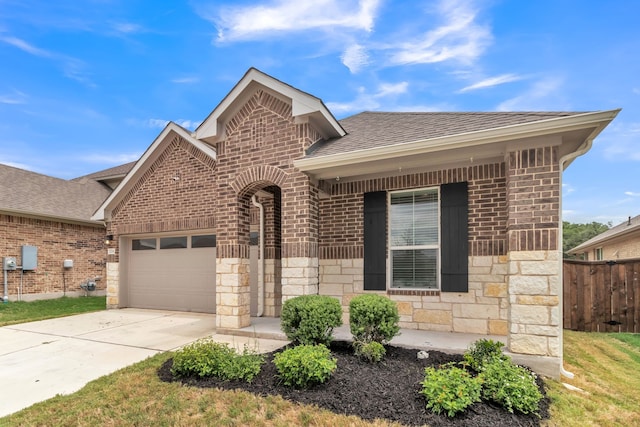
(319, 162), (507, 259)
(507, 146), (560, 252)
(0, 214), (105, 299)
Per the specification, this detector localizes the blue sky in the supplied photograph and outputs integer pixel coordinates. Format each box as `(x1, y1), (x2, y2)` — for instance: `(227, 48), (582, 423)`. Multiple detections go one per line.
(0, 0), (638, 225)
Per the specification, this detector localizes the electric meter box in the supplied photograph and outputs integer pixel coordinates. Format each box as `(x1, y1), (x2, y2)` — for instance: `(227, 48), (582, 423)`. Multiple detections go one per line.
(21, 245), (37, 271)
(3, 257), (17, 271)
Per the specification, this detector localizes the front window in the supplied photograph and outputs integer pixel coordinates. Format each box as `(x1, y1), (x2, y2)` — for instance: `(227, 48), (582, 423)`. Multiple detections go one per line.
(390, 188), (439, 289)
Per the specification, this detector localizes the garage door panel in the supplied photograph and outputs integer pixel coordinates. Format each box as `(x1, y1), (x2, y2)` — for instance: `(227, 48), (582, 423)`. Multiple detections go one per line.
(127, 239), (216, 313)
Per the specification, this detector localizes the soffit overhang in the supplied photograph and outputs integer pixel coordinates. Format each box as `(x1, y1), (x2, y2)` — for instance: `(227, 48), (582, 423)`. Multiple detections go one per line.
(294, 109), (620, 181)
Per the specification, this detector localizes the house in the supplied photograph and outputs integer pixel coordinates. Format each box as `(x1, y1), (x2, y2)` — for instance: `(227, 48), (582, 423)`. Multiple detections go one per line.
(569, 215), (640, 260)
(0, 163), (132, 301)
(91, 68), (618, 377)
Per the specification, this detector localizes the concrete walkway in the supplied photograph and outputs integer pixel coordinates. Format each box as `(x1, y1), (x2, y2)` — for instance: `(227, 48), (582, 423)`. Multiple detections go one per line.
(0, 309), (286, 417)
(1, 309), (508, 417)
(225, 316), (506, 354)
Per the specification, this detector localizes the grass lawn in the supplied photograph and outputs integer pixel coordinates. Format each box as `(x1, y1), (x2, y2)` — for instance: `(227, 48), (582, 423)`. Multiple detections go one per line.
(1, 329), (638, 426)
(0, 296), (106, 327)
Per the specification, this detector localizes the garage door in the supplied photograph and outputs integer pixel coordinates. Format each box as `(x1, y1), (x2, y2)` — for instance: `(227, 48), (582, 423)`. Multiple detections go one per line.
(126, 234), (216, 313)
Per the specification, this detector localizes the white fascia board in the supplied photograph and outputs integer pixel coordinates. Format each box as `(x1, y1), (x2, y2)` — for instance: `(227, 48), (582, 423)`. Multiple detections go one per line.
(91, 123), (215, 221)
(295, 109), (620, 174)
(196, 68), (345, 142)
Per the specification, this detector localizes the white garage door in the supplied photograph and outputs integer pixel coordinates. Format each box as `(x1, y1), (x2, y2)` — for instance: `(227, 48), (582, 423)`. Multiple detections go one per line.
(126, 234), (216, 313)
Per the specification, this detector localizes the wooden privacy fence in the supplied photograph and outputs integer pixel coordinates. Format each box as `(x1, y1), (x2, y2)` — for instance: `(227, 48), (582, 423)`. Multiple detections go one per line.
(563, 258), (640, 333)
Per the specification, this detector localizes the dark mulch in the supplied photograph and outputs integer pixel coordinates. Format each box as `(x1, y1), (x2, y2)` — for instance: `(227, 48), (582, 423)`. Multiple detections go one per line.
(158, 340), (550, 427)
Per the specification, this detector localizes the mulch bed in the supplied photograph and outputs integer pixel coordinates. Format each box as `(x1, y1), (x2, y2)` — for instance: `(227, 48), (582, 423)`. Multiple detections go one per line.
(158, 340), (550, 427)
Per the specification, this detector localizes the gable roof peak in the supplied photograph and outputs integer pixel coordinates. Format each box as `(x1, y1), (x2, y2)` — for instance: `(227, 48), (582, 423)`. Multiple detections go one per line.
(195, 67), (345, 144)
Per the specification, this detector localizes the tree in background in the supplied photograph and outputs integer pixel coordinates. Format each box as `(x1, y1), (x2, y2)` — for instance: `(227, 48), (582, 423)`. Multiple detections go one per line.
(563, 221), (611, 258)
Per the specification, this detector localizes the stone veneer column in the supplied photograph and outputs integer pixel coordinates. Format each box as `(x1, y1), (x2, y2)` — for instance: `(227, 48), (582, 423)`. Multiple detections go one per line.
(507, 251), (561, 358)
(216, 256), (251, 329)
(106, 261), (119, 309)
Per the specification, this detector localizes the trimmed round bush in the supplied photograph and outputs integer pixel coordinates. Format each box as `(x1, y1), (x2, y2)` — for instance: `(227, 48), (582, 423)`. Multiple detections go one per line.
(349, 294), (400, 344)
(479, 358), (543, 415)
(274, 344), (337, 388)
(280, 295), (342, 346)
(421, 363), (482, 418)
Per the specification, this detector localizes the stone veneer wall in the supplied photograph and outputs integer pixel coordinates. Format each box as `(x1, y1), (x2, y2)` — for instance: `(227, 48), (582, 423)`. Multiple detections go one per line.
(319, 256), (509, 335)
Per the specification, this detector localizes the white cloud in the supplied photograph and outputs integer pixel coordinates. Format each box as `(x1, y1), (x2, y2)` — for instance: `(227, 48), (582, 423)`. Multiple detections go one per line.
(210, 0), (381, 41)
(599, 121), (640, 161)
(326, 81), (411, 115)
(496, 77), (564, 111)
(458, 73), (523, 93)
(172, 76), (200, 84)
(624, 191), (640, 197)
(80, 153), (142, 164)
(341, 44), (370, 73)
(0, 90), (27, 105)
(144, 118), (201, 130)
(111, 22), (144, 34)
(387, 0), (492, 66)
(0, 35), (94, 87)
(0, 36), (53, 57)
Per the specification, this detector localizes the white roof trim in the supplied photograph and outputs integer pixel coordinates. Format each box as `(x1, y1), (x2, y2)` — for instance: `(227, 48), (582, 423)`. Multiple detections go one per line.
(91, 122), (216, 221)
(295, 109), (620, 178)
(195, 68), (345, 143)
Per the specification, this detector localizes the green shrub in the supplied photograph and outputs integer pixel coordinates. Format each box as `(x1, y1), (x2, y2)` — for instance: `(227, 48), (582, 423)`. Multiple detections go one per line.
(421, 363), (482, 418)
(280, 295), (342, 345)
(171, 339), (264, 382)
(273, 344), (337, 388)
(349, 294), (400, 344)
(463, 338), (508, 371)
(479, 358), (542, 415)
(354, 340), (386, 363)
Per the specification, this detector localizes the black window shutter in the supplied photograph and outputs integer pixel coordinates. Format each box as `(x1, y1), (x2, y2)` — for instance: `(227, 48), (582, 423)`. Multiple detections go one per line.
(441, 182), (469, 292)
(364, 191), (387, 291)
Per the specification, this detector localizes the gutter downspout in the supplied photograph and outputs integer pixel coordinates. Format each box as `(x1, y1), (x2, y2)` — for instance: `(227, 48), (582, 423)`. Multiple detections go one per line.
(558, 140), (595, 380)
(251, 195), (265, 317)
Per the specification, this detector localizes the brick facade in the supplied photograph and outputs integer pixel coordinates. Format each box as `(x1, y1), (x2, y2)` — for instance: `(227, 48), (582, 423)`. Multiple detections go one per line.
(0, 214), (105, 300)
(100, 72), (573, 377)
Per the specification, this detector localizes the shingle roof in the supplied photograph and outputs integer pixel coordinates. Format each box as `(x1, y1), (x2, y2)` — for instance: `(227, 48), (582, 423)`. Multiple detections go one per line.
(306, 111), (585, 157)
(73, 161), (136, 181)
(0, 164), (112, 222)
(570, 214), (640, 253)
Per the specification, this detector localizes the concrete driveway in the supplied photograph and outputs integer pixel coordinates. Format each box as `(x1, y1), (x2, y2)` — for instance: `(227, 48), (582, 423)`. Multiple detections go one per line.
(0, 309), (286, 417)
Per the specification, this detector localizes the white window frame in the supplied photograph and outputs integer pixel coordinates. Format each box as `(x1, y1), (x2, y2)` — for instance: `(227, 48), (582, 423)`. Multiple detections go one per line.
(387, 187), (441, 290)
(595, 247), (603, 261)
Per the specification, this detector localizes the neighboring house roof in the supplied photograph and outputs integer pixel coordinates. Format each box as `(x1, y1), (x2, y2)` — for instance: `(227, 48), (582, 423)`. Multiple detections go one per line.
(569, 214), (640, 254)
(73, 161), (136, 182)
(0, 164), (112, 224)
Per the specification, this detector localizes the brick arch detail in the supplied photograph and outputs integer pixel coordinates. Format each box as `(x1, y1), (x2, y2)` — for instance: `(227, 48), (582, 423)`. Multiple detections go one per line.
(230, 165), (289, 195)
